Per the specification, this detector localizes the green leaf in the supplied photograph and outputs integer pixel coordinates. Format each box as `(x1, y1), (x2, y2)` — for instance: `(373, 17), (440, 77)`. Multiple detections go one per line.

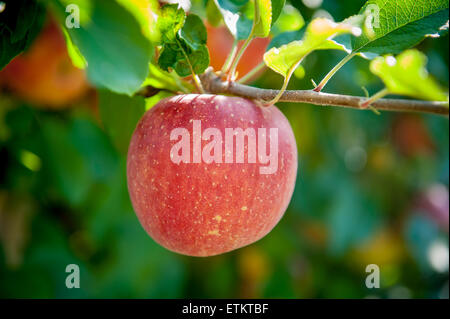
(271, 0), (285, 26)
(98, 90), (146, 153)
(179, 14), (207, 50)
(217, 0), (250, 12)
(264, 18), (361, 77)
(253, 0), (272, 37)
(157, 7), (210, 78)
(271, 4), (304, 36)
(158, 4), (186, 43)
(116, 0), (160, 42)
(206, 0), (223, 27)
(0, 0), (46, 69)
(158, 42), (210, 77)
(370, 49), (449, 102)
(267, 29), (304, 50)
(214, 0), (254, 39)
(61, 28), (87, 69)
(352, 0), (449, 55)
(143, 63), (185, 92)
(51, 0), (153, 95)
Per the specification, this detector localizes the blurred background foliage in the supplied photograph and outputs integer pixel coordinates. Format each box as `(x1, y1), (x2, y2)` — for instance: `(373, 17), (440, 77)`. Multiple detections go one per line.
(0, 0), (449, 298)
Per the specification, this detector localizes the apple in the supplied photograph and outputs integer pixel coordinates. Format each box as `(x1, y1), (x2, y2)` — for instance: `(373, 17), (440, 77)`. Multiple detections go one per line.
(127, 94), (297, 256)
(206, 23), (270, 80)
(0, 19), (89, 108)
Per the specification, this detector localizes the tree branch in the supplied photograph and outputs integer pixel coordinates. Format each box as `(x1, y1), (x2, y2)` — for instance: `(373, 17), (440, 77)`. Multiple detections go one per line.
(200, 69), (449, 117)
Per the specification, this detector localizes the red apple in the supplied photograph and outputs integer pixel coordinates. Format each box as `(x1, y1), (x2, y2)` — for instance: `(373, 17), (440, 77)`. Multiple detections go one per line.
(0, 19), (89, 108)
(127, 94), (297, 256)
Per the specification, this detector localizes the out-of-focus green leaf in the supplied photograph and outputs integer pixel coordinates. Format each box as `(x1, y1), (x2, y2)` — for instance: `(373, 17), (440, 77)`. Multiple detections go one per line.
(217, 0), (250, 12)
(206, 0), (223, 27)
(143, 63), (187, 92)
(0, 0), (46, 69)
(116, 0), (160, 42)
(370, 49), (449, 101)
(267, 29), (304, 51)
(214, 0), (253, 39)
(253, 0), (272, 37)
(145, 91), (174, 110)
(264, 18), (361, 77)
(271, 4), (304, 36)
(61, 29), (87, 69)
(98, 90), (146, 154)
(51, 0), (153, 95)
(270, 0), (285, 26)
(41, 118), (93, 205)
(352, 0), (449, 55)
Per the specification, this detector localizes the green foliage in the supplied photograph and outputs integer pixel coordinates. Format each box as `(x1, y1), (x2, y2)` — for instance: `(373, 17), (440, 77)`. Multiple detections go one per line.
(0, 0), (449, 300)
(157, 5), (210, 77)
(157, 3), (186, 43)
(264, 18), (361, 77)
(253, 0), (272, 37)
(352, 0), (449, 55)
(214, 0), (254, 39)
(0, 0), (46, 69)
(215, 0), (284, 39)
(50, 0), (154, 95)
(206, 0), (223, 27)
(98, 90), (146, 154)
(270, 4), (304, 36)
(370, 49), (449, 101)
(270, 0), (285, 27)
(179, 14), (208, 50)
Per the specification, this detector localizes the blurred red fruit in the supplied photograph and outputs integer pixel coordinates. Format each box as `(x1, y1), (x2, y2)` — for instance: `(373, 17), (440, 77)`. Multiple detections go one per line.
(0, 19), (89, 109)
(206, 23), (270, 80)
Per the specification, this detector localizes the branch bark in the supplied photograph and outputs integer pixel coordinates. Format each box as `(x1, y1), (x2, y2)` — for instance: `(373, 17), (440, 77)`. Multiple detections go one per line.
(200, 69), (449, 117)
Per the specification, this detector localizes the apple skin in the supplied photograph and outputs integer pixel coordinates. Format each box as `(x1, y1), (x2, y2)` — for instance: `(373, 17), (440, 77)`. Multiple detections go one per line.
(127, 94), (298, 256)
(0, 20), (89, 108)
(206, 23), (270, 80)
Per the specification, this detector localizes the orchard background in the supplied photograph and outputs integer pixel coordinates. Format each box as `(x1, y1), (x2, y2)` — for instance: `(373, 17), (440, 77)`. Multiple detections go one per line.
(0, 0), (449, 298)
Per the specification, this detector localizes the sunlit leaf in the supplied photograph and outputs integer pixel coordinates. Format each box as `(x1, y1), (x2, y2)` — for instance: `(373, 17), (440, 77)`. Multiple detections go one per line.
(117, 0), (160, 42)
(157, 3), (186, 43)
(352, 0), (449, 55)
(214, 0), (254, 39)
(206, 0), (223, 27)
(51, 0), (153, 95)
(253, 0), (272, 37)
(264, 18), (361, 77)
(370, 49), (449, 101)
(271, 4), (304, 36)
(271, 0), (285, 26)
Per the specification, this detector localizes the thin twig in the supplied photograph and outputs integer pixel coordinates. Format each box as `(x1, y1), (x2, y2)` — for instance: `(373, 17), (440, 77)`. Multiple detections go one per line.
(200, 69), (449, 117)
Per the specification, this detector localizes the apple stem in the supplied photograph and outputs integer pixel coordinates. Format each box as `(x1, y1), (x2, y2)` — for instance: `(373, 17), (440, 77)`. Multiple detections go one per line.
(314, 52), (357, 92)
